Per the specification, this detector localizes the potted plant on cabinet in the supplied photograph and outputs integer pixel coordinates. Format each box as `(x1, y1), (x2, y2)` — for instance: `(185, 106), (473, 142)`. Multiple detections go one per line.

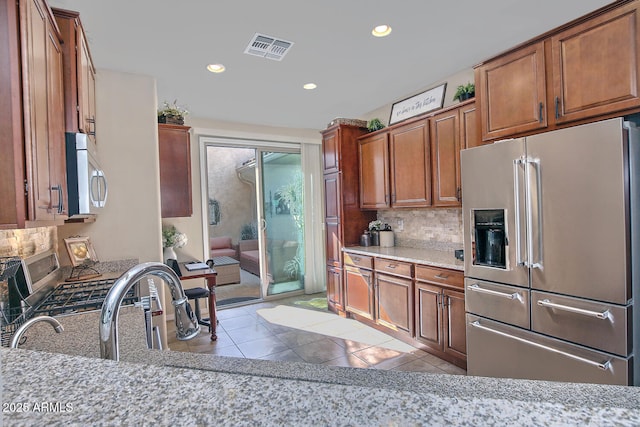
(453, 83), (475, 102)
(158, 100), (189, 125)
(367, 118), (385, 132)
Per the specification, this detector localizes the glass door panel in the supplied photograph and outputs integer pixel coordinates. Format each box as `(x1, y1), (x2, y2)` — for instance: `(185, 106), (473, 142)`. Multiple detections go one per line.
(257, 150), (305, 297)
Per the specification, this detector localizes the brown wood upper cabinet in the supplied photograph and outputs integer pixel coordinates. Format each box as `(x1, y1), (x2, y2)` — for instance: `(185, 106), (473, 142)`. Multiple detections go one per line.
(476, 1), (640, 141)
(0, 0), (67, 228)
(53, 8), (97, 144)
(158, 124), (192, 218)
(359, 118), (432, 209)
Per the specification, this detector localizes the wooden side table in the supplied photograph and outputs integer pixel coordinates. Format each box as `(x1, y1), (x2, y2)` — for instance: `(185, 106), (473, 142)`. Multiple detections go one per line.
(178, 263), (218, 341)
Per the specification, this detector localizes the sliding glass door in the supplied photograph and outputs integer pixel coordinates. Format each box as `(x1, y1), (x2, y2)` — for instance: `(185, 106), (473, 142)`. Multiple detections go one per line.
(256, 150), (305, 297)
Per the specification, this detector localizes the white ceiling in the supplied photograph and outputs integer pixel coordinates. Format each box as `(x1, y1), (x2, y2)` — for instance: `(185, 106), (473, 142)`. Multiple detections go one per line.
(48, 0), (612, 130)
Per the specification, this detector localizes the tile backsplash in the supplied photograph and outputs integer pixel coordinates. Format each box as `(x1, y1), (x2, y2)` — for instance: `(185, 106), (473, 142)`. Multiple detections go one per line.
(377, 208), (463, 249)
(0, 227), (57, 258)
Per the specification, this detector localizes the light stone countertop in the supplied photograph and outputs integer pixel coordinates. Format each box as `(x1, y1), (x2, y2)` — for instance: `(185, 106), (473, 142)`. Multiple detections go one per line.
(2, 306), (640, 426)
(344, 245), (464, 271)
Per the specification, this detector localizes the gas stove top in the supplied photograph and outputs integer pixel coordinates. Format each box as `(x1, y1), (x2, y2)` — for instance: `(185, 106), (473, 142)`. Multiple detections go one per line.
(32, 278), (137, 317)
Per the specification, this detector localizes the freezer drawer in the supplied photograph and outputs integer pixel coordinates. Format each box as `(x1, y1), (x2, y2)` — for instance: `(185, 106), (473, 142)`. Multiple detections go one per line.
(466, 314), (631, 385)
(465, 278), (529, 329)
(531, 291), (631, 357)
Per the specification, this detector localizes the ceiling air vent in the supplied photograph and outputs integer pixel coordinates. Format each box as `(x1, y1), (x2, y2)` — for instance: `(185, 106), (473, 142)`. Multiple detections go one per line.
(244, 33), (294, 61)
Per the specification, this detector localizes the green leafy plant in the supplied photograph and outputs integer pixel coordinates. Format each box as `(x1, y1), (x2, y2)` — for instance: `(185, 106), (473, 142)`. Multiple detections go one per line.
(367, 118), (386, 132)
(240, 222), (258, 240)
(158, 99), (189, 123)
(284, 255), (301, 279)
(453, 83), (475, 102)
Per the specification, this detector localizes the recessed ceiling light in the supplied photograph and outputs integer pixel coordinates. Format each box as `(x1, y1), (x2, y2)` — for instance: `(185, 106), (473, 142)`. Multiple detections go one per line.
(207, 64), (226, 73)
(303, 83), (317, 90)
(372, 24), (392, 37)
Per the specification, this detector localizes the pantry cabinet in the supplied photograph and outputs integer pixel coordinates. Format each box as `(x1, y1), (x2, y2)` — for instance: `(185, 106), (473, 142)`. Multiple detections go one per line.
(322, 123), (375, 314)
(476, 0), (640, 141)
(53, 8), (97, 144)
(0, 0), (67, 228)
(158, 124), (192, 218)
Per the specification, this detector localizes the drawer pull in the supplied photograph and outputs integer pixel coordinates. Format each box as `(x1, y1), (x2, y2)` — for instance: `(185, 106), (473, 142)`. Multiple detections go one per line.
(434, 273), (449, 279)
(470, 321), (612, 371)
(469, 284), (522, 302)
(537, 299), (611, 320)
(353, 257), (361, 262)
(386, 264), (397, 269)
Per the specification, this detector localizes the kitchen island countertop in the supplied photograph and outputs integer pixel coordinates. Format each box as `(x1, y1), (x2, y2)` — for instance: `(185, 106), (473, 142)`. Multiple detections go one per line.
(3, 307), (640, 426)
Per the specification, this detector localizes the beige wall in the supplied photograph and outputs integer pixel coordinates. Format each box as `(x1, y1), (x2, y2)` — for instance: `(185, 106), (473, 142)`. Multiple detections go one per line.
(362, 68), (475, 127)
(57, 70), (162, 266)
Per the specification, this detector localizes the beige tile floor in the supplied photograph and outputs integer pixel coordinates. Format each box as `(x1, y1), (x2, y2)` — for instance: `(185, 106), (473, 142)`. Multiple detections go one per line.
(166, 293), (467, 375)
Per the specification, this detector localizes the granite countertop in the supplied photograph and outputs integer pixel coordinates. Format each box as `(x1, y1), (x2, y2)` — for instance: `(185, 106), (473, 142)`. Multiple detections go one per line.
(344, 245), (464, 271)
(3, 307), (640, 426)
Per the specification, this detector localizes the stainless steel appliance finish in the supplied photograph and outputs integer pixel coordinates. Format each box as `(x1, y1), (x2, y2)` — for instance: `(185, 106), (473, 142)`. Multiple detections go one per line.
(461, 117), (639, 385)
(66, 132), (108, 217)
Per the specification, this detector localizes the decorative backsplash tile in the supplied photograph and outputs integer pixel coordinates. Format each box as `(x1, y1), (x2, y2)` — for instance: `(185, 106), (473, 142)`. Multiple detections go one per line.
(0, 227), (57, 258)
(377, 208), (463, 249)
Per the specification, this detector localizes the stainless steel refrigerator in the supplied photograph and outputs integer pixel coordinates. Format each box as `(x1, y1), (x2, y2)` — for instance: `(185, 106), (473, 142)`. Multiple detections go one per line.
(461, 117), (639, 385)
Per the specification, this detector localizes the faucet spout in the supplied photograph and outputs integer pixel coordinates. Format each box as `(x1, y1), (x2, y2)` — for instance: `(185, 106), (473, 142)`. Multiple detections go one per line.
(10, 316), (64, 349)
(100, 262), (199, 360)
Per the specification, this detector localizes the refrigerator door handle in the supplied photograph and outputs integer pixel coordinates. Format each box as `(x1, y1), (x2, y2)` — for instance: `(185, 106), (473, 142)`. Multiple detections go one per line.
(513, 158), (526, 266)
(537, 299), (611, 320)
(469, 320), (612, 371)
(525, 157), (543, 269)
(468, 284), (523, 302)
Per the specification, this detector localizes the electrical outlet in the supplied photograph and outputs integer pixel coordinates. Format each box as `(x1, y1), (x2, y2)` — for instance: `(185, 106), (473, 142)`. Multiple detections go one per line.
(396, 219), (404, 231)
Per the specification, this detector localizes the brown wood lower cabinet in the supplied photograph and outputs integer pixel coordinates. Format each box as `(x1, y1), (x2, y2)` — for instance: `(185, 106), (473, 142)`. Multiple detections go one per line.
(326, 266), (343, 313)
(342, 250), (466, 368)
(415, 267), (466, 368)
(344, 265), (374, 320)
(375, 273), (413, 335)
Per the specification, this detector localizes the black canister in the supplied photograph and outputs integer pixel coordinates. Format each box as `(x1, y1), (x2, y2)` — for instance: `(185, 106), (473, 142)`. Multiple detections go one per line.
(370, 230), (379, 246)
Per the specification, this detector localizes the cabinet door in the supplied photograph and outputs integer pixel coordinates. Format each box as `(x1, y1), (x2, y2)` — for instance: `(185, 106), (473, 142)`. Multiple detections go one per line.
(375, 273), (413, 335)
(158, 124), (192, 218)
(389, 119), (431, 207)
(430, 111), (461, 207)
(78, 29), (96, 142)
(551, 3), (640, 124)
(324, 172), (340, 223)
(415, 282), (443, 351)
(460, 102), (480, 149)
(477, 41), (547, 141)
(326, 266), (343, 312)
(322, 127), (339, 173)
(359, 132), (389, 209)
(46, 22), (67, 218)
(443, 288), (466, 360)
(325, 220), (341, 267)
(344, 266), (374, 320)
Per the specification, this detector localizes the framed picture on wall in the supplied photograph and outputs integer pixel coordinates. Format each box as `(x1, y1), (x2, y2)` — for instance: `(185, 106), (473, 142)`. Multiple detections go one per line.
(389, 83), (447, 125)
(64, 236), (98, 267)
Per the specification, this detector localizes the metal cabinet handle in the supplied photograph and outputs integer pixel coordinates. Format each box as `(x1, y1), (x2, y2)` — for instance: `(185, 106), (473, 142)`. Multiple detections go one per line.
(386, 264), (397, 269)
(468, 284), (522, 302)
(538, 102), (544, 123)
(537, 299), (611, 320)
(51, 185), (63, 214)
(470, 320), (612, 371)
(434, 273), (449, 279)
(554, 97), (560, 119)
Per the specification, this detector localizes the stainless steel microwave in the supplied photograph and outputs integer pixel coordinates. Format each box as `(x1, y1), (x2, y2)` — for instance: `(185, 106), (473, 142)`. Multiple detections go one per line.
(65, 132), (108, 217)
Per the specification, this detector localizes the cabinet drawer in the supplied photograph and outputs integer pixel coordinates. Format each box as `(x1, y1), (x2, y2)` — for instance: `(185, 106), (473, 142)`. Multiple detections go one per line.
(465, 278), (530, 329)
(375, 258), (412, 278)
(343, 252), (373, 269)
(415, 265), (463, 288)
